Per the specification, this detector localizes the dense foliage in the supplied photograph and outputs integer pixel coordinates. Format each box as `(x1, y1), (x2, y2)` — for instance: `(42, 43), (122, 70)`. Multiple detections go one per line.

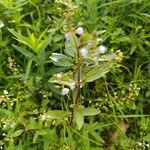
(0, 0), (150, 149)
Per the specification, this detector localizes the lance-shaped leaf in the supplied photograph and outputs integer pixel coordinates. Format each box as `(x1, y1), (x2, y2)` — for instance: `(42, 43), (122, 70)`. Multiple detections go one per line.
(82, 107), (100, 116)
(12, 44), (34, 58)
(46, 110), (71, 119)
(9, 129), (24, 138)
(50, 53), (74, 67)
(74, 106), (84, 130)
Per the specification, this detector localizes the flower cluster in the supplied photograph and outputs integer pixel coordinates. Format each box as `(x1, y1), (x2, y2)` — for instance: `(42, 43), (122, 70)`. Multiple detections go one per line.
(137, 141), (149, 149)
(39, 90), (52, 98)
(113, 83), (140, 107)
(0, 90), (17, 108)
(8, 57), (21, 75)
(1, 117), (16, 129)
(121, 84), (140, 102)
(50, 26), (123, 97)
(0, 90), (11, 107)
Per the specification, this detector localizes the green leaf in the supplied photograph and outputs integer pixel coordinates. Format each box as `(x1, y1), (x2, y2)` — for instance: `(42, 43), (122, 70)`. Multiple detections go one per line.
(49, 71), (74, 87)
(90, 131), (105, 143)
(46, 110), (71, 119)
(82, 107), (100, 116)
(82, 63), (111, 83)
(65, 40), (76, 57)
(10, 129), (23, 138)
(143, 134), (150, 141)
(12, 44), (34, 58)
(50, 53), (74, 67)
(74, 106), (84, 130)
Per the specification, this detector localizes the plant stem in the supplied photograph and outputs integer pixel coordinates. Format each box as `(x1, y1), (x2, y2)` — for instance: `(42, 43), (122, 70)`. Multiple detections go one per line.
(75, 46), (81, 105)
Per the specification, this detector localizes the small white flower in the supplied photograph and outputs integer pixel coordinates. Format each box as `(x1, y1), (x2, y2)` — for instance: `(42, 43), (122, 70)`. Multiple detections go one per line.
(10, 123), (15, 128)
(80, 48), (88, 58)
(96, 38), (102, 42)
(56, 73), (62, 78)
(138, 142), (142, 147)
(76, 27), (84, 35)
(3, 90), (8, 95)
(147, 144), (149, 147)
(41, 114), (46, 121)
(0, 21), (4, 28)
(68, 82), (75, 90)
(62, 88), (70, 95)
(65, 32), (72, 41)
(97, 45), (107, 54)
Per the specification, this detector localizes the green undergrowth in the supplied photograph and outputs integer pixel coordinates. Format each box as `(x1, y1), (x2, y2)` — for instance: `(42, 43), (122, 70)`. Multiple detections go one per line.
(0, 0), (150, 150)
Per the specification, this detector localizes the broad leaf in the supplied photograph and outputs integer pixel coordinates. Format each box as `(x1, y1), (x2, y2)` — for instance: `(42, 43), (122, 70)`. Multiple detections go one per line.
(82, 62), (112, 83)
(143, 134), (150, 141)
(46, 110), (71, 119)
(65, 40), (76, 57)
(10, 129), (23, 138)
(74, 107), (84, 130)
(82, 107), (100, 116)
(12, 44), (34, 58)
(50, 53), (74, 67)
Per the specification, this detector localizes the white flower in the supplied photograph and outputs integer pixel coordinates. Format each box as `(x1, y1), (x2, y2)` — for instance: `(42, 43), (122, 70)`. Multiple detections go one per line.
(62, 88), (70, 95)
(96, 38), (102, 42)
(68, 82), (75, 90)
(41, 114), (46, 121)
(3, 90), (8, 95)
(80, 48), (88, 58)
(76, 27), (84, 35)
(56, 73), (62, 78)
(97, 45), (107, 54)
(3, 125), (7, 129)
(65, 32), (72, 41)
(10, 123), (15, 128)
(0, 21), (4, 28)
(138, 142), (142, 147)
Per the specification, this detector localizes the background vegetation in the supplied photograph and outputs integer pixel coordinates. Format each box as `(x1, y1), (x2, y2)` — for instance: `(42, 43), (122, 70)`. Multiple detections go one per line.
(0, 0), (150, 149)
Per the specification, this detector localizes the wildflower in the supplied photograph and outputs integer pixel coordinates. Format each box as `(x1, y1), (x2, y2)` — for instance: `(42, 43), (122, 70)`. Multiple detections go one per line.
(3, 90), (8, 95)
(3, 125), (6, 129)
(65, 32), (72, 41)
(41, 114), (46, 121)
(76, 27), (84, 35)
(97, 45), (107, 54)
(62, 88), (70, 95)
(10, 123), (15, 128)
(56, 73), (62, 78)
(0, 21), (4, 28)
(138, 142), (142, 147)
(80, 48), (88, 58)
(114, 50), (123, 61)
(96, 38), (102, 42)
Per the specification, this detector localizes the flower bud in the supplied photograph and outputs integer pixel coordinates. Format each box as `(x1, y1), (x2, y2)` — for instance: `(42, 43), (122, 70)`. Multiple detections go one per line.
(76, 27), (84, 35)
(62, 88), (70, 95)
(80, 48), (88, 58)
(97, 45), (107, 54)
(65, 32), (72, 41)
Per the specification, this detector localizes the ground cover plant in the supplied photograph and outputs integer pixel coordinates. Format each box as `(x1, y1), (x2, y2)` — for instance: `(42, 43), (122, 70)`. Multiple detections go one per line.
(0, 0), (150, 149)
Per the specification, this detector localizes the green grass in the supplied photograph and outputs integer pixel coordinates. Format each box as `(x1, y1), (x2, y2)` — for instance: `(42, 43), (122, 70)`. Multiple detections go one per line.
(0, 0), (150, 149)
